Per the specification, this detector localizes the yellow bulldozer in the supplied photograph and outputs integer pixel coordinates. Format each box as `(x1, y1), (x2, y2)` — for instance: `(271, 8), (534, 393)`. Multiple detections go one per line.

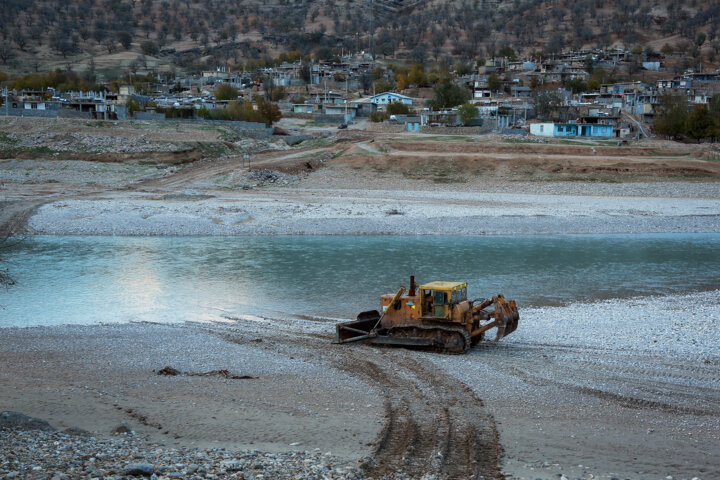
(335, 276), (519, 354)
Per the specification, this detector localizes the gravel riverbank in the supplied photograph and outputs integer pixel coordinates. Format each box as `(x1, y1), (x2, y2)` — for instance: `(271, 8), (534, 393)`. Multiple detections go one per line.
(27, 186), (720, 235)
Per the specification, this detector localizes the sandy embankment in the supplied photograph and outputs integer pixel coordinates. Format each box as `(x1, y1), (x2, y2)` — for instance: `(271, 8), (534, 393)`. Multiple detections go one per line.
(1, 290), (719, 479)
(26, 185), (720, 236)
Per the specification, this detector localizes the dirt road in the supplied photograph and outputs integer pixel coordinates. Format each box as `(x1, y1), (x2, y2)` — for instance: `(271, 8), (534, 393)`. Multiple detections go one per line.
(239, 327), (504, 480)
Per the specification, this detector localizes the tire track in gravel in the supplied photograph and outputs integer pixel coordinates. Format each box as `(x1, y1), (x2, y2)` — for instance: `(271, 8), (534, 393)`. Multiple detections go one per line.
(319, 347), (503, 480)
(487, 342), (720, 417)
(214, 327), (503, 480)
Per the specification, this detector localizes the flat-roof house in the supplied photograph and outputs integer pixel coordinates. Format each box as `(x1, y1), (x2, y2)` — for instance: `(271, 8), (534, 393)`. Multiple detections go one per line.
(510, 86), (532, 98)
(530, 122), (613, 138)
(369, 92), (413, 105)
(323, 104), (357, 121)
(293, 104), (315, 114)
(308, 92), (344, 105)
(349, 98), (378, 117)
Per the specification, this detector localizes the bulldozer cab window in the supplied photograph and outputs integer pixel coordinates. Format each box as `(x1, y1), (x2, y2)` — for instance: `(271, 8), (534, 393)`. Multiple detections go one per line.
(450, 288), (466, 304)
(433, 290), (446, 305)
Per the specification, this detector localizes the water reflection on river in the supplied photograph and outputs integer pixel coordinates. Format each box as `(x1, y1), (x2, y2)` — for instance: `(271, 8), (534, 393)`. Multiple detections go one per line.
(3, 234), (719, 327)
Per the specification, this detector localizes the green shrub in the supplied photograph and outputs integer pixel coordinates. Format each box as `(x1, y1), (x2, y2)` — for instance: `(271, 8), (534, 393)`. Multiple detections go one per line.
(369, 111), (388, 122)
(215, 84), (239, 101)
(386, 102), (410, 115)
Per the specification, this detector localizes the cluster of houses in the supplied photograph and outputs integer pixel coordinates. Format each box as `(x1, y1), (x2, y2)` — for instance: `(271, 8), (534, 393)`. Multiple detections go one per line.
(3, 48), (719, 139)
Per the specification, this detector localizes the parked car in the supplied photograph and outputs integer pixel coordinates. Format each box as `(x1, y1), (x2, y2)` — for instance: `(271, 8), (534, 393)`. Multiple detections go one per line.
(338, 123), (348, 129)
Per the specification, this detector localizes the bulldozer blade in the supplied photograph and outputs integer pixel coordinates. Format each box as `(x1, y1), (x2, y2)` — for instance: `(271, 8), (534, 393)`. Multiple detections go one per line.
(493, 299), (520, 341)
(335, 311), (380, 344)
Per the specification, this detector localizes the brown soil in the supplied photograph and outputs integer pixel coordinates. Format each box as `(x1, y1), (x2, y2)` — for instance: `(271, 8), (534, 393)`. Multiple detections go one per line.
(135, 132), (373, 189)
(331, 137), (720, 180)
(387, 140), (695, 157)
(11, 147), (204, 165)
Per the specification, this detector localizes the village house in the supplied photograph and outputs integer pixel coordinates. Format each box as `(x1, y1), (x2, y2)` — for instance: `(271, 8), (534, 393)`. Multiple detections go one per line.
(307, 91), (344, 105)
(293, 104), (315, 114)
(510, 85), (531, 98)
(530, 122), (613, 138)
(322, 103), (358, 121)
(349, 97), (378, 117)
(369, 92), (413, 106)
(473, 80), (492, 99)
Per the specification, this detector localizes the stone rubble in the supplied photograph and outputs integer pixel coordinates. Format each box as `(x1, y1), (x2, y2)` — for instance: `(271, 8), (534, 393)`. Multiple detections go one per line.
(233, 138), (290, 153)
(1, 428), (365, 480)
(244, 169), (298, 187)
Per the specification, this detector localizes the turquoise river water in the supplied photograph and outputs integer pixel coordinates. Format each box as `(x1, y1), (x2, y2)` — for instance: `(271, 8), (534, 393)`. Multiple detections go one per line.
(2, 234), (719, 327)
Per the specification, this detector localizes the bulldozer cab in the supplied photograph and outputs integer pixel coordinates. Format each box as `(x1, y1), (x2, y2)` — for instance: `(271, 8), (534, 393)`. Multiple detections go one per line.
(420, 281), (467, 319)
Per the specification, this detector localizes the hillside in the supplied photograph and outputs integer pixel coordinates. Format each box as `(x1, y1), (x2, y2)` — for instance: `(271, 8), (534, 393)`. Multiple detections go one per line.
(1, 0), (719, 77)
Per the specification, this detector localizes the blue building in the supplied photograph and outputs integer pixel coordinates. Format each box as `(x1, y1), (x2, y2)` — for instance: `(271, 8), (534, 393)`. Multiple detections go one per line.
(369, 92), (413, 105)
(530, 123), (614, 138)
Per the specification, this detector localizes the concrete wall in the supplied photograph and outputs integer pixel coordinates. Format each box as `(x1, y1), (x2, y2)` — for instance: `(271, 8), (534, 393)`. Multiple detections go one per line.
(311, 114), (345, 124)
(418, 125), (483, 135)
(364, 122), (484, 135)
(123, 117), (273, 138)
(2, 107), (91, 119)
(363, 122), (409, 133)
(284, 112), (314, 119)
(529, 123), (555, 137)
(133, 112), (167, 121)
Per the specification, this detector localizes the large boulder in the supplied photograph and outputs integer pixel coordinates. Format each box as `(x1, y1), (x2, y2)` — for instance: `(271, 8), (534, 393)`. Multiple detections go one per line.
(283, 134), (312, 146)
(0, 411), (56, 431)
(123, 463), (155, 477)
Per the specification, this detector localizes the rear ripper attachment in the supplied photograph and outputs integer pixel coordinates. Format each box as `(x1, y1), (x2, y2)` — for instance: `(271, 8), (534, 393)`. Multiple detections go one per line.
(336, 276), (519, 354)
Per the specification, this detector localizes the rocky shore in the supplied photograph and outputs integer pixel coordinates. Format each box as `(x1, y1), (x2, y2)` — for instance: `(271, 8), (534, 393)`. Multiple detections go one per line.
(1, 425), (362, 480)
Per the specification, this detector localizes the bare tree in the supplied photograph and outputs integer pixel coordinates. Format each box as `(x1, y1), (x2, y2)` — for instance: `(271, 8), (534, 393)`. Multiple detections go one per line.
(102, 37), (117, 53)
(117, 31), (133, 50)
(12, 29), (26, 51)
(262, 76), (273, 99)
(28, 25), (43, 44)
(0, 42), (16, 64)
(50, 33), (75, 58)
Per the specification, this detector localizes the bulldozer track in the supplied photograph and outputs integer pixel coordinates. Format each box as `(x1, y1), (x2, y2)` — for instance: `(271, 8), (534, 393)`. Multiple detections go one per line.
(340, 353), (502, 480)
(507, 366), (718, 416)
(386, 324), (472, 354)
(213, 326), (503, 480)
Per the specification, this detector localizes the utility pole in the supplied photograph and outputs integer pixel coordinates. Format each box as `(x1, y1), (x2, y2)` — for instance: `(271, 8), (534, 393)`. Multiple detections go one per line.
(4, 87), (8, 117)
(345, 74), (349, 123)
(370, 0), (375, 62)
